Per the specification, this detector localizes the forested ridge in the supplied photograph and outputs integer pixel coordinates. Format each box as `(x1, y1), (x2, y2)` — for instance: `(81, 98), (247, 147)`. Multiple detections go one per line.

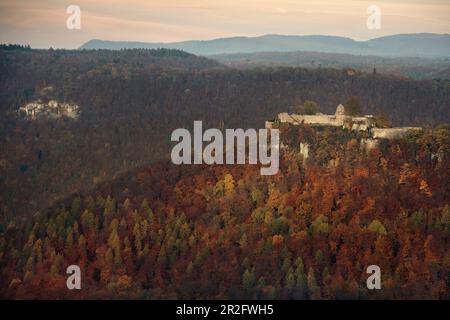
(1, 47), (449, 218)
(1, 125), (449, 299)
(211, 51), (450, 80)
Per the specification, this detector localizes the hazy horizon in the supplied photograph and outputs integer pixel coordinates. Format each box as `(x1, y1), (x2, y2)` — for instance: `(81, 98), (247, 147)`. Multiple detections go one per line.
(1, 0), (449, 49)
(5, 32), (450, 51)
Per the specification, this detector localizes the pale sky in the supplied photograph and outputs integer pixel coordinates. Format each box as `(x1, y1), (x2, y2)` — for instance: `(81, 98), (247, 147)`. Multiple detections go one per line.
(0, 0), (449, 49)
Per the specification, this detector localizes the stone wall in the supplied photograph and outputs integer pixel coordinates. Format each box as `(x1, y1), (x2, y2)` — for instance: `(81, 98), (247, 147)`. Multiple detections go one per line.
(276, 108), (375, 131)
(265, 121), (274, 129)
(372, 127), (421, 139)
(277, 112), (344, 127)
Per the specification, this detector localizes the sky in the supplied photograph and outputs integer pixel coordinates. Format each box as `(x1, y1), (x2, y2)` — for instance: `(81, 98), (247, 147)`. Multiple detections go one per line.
(0, 0), (449, 49)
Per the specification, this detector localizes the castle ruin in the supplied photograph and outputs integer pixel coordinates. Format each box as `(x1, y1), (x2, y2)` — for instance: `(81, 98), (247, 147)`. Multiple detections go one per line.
(18, 99), (80, 120)
(266, 104), (421, 138)
(266, 104), (422, 156)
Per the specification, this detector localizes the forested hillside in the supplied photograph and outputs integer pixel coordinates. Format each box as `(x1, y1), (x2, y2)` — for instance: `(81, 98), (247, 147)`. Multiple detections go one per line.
(211, 51), (450, 80)
(0, 47), (449, 218)
(1, 125), (449, 299)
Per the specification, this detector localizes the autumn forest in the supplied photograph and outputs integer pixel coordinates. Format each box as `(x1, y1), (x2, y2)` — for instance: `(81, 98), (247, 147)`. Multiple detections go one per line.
(0, 46), (449, 299)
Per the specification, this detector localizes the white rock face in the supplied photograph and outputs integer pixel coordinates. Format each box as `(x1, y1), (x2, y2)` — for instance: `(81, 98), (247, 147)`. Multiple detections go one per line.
(360, 138), (379, 151)
(299, 143), (310, 160)
(19, 100), (80, 120)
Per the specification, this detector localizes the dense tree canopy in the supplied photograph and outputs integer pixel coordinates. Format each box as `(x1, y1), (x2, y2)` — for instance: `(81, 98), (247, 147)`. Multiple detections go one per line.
(0, 48), (449, 299)
(0, 48), (448, 217)
(1, 124), (449, 299)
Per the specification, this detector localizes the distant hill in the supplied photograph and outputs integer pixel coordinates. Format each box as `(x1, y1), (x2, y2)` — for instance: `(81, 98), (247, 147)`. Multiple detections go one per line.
(210, 51), (450, 80)
(80, 33), (450, 58)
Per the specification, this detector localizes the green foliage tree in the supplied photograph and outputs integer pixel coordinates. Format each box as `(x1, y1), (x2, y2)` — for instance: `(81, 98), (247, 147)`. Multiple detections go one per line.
(307, 267), (321, 299)
(345, 96), (362, 116)
(270, 216), (289, 235)
(368, 219), (387, 235)
(285, 270), (296, 290)
(439, 205), (450, 235)
(311, 214), (330, 235)
(303, 100), (319, 115)
(242, 268), (255, 289)
(374, 113), (391, 128)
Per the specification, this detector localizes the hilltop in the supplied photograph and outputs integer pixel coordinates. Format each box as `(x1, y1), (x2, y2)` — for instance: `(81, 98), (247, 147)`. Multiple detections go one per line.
(1, 123), (449, 299)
